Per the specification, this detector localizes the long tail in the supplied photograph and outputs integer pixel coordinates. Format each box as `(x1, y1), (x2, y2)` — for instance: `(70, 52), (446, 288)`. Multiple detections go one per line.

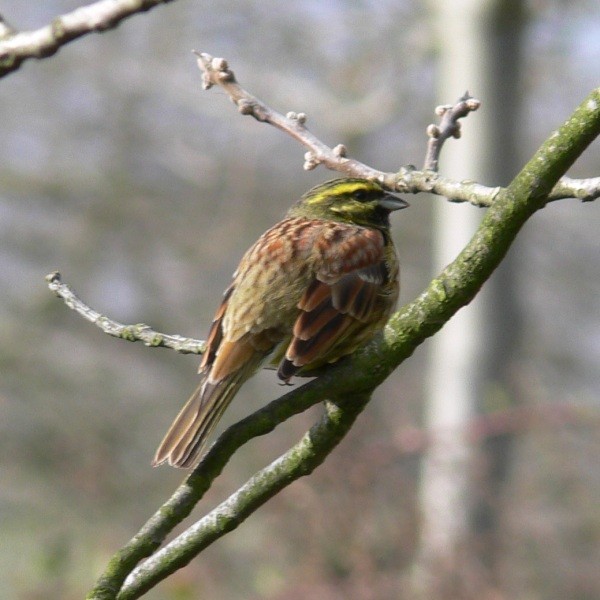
(153, 374), (246, 468)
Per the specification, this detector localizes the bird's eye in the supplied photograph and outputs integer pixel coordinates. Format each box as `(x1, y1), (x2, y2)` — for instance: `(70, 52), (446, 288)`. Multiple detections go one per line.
(353, 189), (368, 201)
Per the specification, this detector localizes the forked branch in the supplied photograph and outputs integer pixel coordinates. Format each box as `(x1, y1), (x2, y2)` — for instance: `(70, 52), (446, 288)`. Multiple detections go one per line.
(423, 92), (481, 171)
(196, 52), (600, 206)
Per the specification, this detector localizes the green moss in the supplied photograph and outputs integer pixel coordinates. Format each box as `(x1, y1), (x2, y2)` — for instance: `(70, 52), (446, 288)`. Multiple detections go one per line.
(146, 333), (163, 347)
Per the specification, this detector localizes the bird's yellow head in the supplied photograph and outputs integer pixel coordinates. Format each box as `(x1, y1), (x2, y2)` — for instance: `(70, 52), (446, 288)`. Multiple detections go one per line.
(288, 178), (408, 228)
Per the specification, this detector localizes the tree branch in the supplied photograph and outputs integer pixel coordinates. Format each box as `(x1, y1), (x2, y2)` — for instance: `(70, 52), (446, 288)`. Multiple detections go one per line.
(547, 175), (600, 202)
(118, 396), (369, 599)
(0, 0), (175, 78)
(83, 86), (600, 600)
(29, 49), (592, 595)
(86, 370), (359, 599)
(196, 53), (600, 206)
(46, 272), (205, 355)
(194, 52), (387, 182)
(423, 92), (481, 171)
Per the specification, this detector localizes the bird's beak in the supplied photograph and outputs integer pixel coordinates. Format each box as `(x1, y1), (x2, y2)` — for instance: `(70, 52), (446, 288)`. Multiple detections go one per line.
(378, 194), (409, 212)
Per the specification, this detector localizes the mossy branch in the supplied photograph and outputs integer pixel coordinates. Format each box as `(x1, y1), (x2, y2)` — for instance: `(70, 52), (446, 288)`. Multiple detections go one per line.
(118, 396), (369, 598)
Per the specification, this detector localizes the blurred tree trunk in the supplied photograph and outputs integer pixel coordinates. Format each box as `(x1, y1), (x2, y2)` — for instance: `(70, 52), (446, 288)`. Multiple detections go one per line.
(415, 0), (526, 595)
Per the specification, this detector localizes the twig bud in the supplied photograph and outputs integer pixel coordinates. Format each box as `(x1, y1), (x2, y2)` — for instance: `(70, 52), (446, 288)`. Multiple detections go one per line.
(466, 98), (481, 111)
(303, 151), (320, 170)
(427, 124), (440, 138)
(286, 111), (307, 125)
(211, 57), (228, 71)
(333, 144), (347, 157)
(237, 99), (254, 115)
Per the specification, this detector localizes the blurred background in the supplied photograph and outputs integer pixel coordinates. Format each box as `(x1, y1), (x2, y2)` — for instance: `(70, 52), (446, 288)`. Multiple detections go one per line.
(0, 1), (598, 599)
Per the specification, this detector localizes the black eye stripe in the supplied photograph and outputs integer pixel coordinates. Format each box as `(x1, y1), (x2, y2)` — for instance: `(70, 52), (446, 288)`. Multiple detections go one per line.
(353, 189), (368, 201)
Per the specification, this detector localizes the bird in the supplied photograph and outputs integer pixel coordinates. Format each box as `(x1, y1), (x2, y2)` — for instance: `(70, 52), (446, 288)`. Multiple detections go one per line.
(153, 178), (408, 468)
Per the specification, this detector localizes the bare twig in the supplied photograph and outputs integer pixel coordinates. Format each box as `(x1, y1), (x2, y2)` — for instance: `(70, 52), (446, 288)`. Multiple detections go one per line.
(46, 272), (205, 355)
(0, 14), (15, 40)
(196, 53), (599, 206)
(0, 0), (174, 78)
(397, 168), (503, 207)
(194, 53), (483, 194)
(423, 92), (481, 171)
(547, 175), (600, 202)
(195, 52), (396, 187)
(399, 170), (600, 207)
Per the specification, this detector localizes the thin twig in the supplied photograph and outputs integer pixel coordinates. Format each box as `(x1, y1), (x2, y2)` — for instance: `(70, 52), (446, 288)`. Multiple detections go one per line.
(423, 92), (481, 171)
(46, 272), (205, 355)
(196, 53), (599, 206)
(0, 0), (174, 78)
(547, 175), (600, 202)
(194, 52), (478, 193)
(0, 14), (15, 40)
(398, 169), (503, 207)
(194, 52), (391, 184)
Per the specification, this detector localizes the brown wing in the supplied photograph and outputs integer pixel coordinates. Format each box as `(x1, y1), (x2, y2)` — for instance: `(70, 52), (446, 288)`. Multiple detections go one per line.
(199, 284), (234, 372)
(153, 283), (276, 467)
(199, 281), (279, 378)
(277, 228), (398, 381)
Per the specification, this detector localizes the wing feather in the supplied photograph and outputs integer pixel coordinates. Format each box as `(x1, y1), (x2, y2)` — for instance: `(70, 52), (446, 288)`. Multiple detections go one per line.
(277, 227), (397, 381)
